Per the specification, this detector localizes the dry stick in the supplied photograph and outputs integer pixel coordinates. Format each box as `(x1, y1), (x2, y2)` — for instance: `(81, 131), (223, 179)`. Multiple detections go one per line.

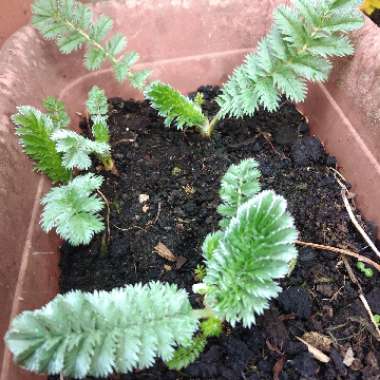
(327, 168), (380, 339)
(295, 240), (380, 273)
(341, 191), (380, 259)
(341, 256), (380, 340)
(330, 168), (380, 260)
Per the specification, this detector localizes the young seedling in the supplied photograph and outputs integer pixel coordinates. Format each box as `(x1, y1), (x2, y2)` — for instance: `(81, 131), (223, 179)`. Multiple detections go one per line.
(5, 159), (298, 377)
(356, 261), (375, 278)
(41, 173), (105, 246)
(12, 97), (109, 246)
(215, 0), (364, 122)
(32, 0), (150, 87)
(32, 0), (362, 137)
(12, 105), (71, 183)
(86, 86), (115, 171)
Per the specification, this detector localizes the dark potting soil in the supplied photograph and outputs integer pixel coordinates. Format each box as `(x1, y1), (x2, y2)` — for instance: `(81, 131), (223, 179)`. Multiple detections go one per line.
(53, 86), (380, 380)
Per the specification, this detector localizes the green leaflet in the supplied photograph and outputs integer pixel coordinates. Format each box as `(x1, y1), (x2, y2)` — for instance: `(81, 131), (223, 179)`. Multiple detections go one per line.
(86, 86), (108, 116)
(52, 129), (110, 170)
(5, 282), (199, 378)
(86, 86), (112, 159)
(43, 96), (70, 128)
(32, 0), (141, 84)
(217, 0), (364, 118)
(217, 159), (262, 227)
(40, 173), (105, 246)
(202, 190), (298, 327)
(166, 335), (207, 371)
(12, 106), (71, 183)
(166, 317), (222, 370)
(145, 81), (208, 131)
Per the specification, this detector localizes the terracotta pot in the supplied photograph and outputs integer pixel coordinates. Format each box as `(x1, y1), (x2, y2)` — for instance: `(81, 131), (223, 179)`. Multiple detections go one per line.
(0, 1), (379, 378)
(0, 1), (33, 47)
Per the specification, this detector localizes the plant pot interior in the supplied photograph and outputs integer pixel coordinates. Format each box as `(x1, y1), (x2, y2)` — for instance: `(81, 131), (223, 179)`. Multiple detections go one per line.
(49, 87), (380, 380)
(2, 1), (380, 379)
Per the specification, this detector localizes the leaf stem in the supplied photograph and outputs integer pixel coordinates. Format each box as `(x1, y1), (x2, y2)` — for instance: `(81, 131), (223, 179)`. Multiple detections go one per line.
(55, 12), (133, 81)
(199, 113), (221, 138)
(192, 308), (215, 320)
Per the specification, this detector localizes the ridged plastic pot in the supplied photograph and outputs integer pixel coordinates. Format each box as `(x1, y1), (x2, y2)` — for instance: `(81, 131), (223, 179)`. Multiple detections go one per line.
(0, 1), (379, 378)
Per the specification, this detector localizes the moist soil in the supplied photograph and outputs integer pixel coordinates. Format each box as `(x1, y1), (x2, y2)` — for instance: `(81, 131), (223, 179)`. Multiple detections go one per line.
(52, 86), (380, 380)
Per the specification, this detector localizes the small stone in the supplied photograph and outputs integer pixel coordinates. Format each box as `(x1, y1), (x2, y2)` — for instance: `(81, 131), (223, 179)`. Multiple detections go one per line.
(139, 194), (150, 203)
(278, 287), (312, 319)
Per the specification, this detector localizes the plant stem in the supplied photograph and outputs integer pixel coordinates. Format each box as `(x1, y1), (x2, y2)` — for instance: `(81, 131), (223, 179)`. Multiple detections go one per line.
(192, 308), (215, 320)
(101, 155), (115, 172)
(55, 13), (134, 82)
(199, 113), (222, 138)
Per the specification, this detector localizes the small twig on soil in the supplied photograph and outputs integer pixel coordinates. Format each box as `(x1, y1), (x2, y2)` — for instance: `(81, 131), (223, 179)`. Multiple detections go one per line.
(295, 240), (380, 273)
(341, 256), (380, 340)
(97, 189), (111, 242)
(330, 168), (380, 260)
(341, 191), (380, 259)
(113, 224), (147, 232)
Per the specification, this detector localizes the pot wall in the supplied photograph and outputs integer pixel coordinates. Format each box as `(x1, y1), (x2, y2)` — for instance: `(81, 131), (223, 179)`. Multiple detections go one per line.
(0, 1), (379, 379)
(0, 1), (33, 47)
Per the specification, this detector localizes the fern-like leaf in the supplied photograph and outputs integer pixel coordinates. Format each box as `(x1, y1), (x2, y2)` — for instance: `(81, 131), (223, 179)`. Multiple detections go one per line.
(217, 0), (364, 118)
(145, 81), (208, 132)
(166, 317), (222, 370)
(43, 96), (70, 128)
(201, 190), (298, 327)
(5, 282), (199, 378)
(52, 130), (110, 170)
(217, 159), (262, 228)
(166, 336), (207, 371)
(32, 0), (142, 84)
(11, 106), (71, 183)
(86, 86), (108, 116)
(40, 173), (105, 246)
(86, 86), (112, 162)
(91, 116), (110, 144)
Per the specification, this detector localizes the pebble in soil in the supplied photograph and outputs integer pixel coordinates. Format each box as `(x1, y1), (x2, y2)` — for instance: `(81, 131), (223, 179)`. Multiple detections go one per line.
(52, 86), (380, 380)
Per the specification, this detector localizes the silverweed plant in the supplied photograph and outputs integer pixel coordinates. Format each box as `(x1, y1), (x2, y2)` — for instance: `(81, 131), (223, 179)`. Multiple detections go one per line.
(5, 159), (298, 378)
(32, 0), (150, 86)
(11, 88), (112, 246)
(32, 0), (363, 136)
